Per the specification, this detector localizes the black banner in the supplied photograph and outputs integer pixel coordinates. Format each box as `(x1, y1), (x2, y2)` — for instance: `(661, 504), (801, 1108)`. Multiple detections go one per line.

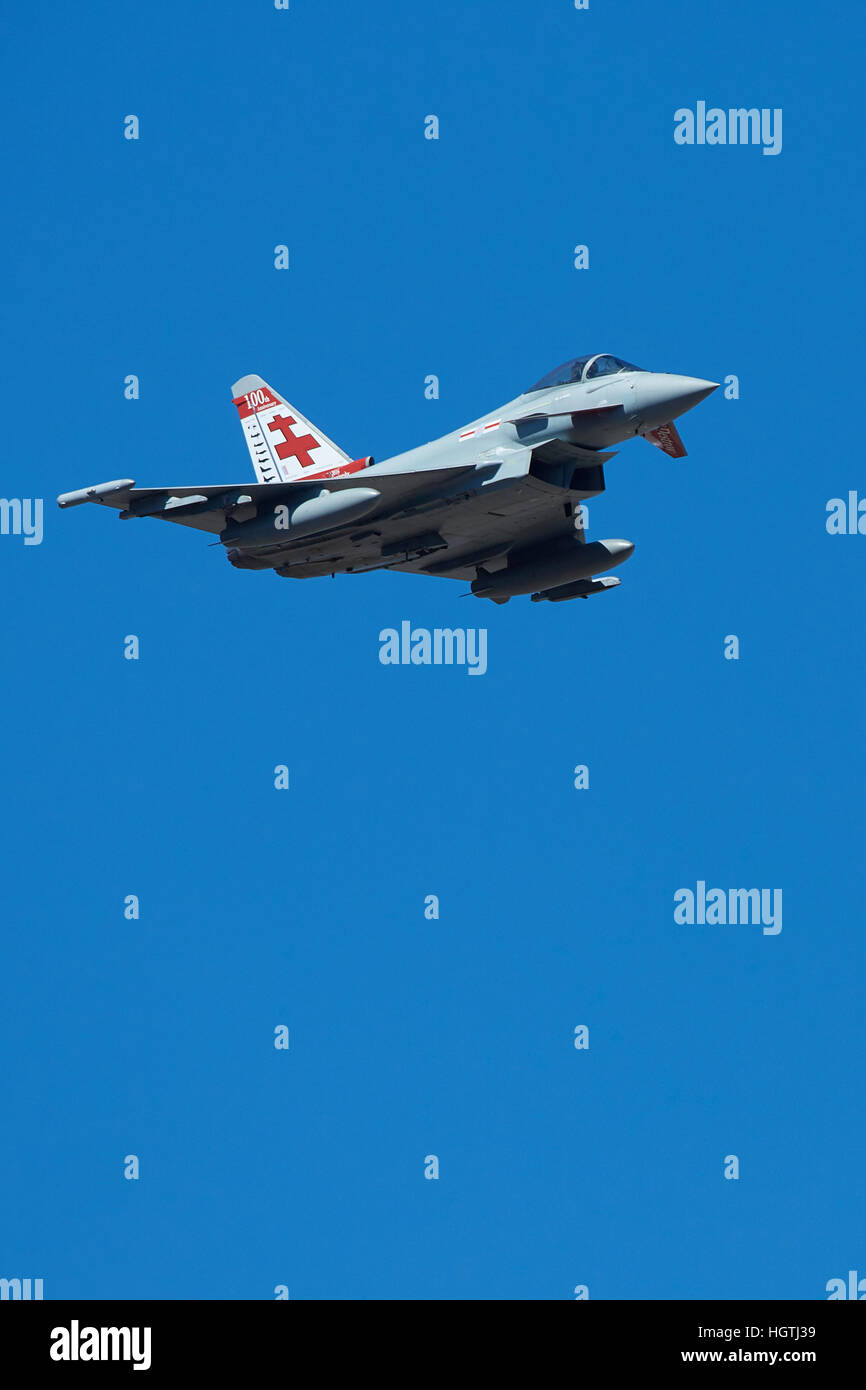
(0, 1300), (860, 1375)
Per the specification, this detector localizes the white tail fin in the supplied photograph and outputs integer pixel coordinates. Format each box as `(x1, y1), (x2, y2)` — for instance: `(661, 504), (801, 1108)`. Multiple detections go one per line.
(231, 374), (360, 484)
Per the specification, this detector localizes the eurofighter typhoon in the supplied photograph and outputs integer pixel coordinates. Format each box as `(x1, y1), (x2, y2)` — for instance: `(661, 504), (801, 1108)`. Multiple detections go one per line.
(58, 354), (717, 604)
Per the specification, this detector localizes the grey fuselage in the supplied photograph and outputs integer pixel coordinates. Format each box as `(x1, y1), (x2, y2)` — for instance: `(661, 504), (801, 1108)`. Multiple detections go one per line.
(227, 365), (717, 588)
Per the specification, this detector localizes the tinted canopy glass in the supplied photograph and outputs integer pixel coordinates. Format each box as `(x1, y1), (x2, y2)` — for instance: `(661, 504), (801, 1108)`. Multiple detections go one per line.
(525, 356), (594, 393)
(585, 354), (643, 379)
(525, 354), (644, 393)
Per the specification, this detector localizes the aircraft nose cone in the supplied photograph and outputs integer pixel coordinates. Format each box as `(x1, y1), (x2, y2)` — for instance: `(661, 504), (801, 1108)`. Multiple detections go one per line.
(669, 375), (719, 410)
(632, 374), (718, 426)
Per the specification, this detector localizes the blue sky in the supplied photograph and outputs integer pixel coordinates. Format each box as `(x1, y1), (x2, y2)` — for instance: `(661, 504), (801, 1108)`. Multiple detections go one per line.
(1, 0), (864, 1299)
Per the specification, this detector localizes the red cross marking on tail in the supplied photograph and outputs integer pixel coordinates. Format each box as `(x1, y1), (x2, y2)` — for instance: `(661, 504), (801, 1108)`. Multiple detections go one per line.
(268, 413), (321, 469)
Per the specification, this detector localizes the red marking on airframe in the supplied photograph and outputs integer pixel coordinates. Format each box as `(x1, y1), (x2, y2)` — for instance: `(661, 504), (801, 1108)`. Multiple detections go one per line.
(267, 413), (322, 469)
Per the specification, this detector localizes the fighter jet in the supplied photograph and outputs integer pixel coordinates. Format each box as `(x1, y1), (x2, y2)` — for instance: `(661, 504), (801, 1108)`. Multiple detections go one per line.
(57, 354), (717, 604)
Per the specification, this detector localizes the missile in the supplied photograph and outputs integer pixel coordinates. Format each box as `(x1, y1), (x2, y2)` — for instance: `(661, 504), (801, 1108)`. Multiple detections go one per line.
(57, 479), (135, 508)
(471, 538), (634, 601)
(221, 486), (381, 549)
(531, 576), (621, 602)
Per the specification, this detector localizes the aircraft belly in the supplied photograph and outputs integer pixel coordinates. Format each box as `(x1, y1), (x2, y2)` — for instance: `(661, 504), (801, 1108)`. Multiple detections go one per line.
(268, 475), (576, 581)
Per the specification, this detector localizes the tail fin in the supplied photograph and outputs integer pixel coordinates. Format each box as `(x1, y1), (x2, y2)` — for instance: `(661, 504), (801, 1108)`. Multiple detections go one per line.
(231, 374), (354, 484)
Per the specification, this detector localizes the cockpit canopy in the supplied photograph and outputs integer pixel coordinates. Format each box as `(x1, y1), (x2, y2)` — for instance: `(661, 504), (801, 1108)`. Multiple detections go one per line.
(525, 354), (645, 394)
